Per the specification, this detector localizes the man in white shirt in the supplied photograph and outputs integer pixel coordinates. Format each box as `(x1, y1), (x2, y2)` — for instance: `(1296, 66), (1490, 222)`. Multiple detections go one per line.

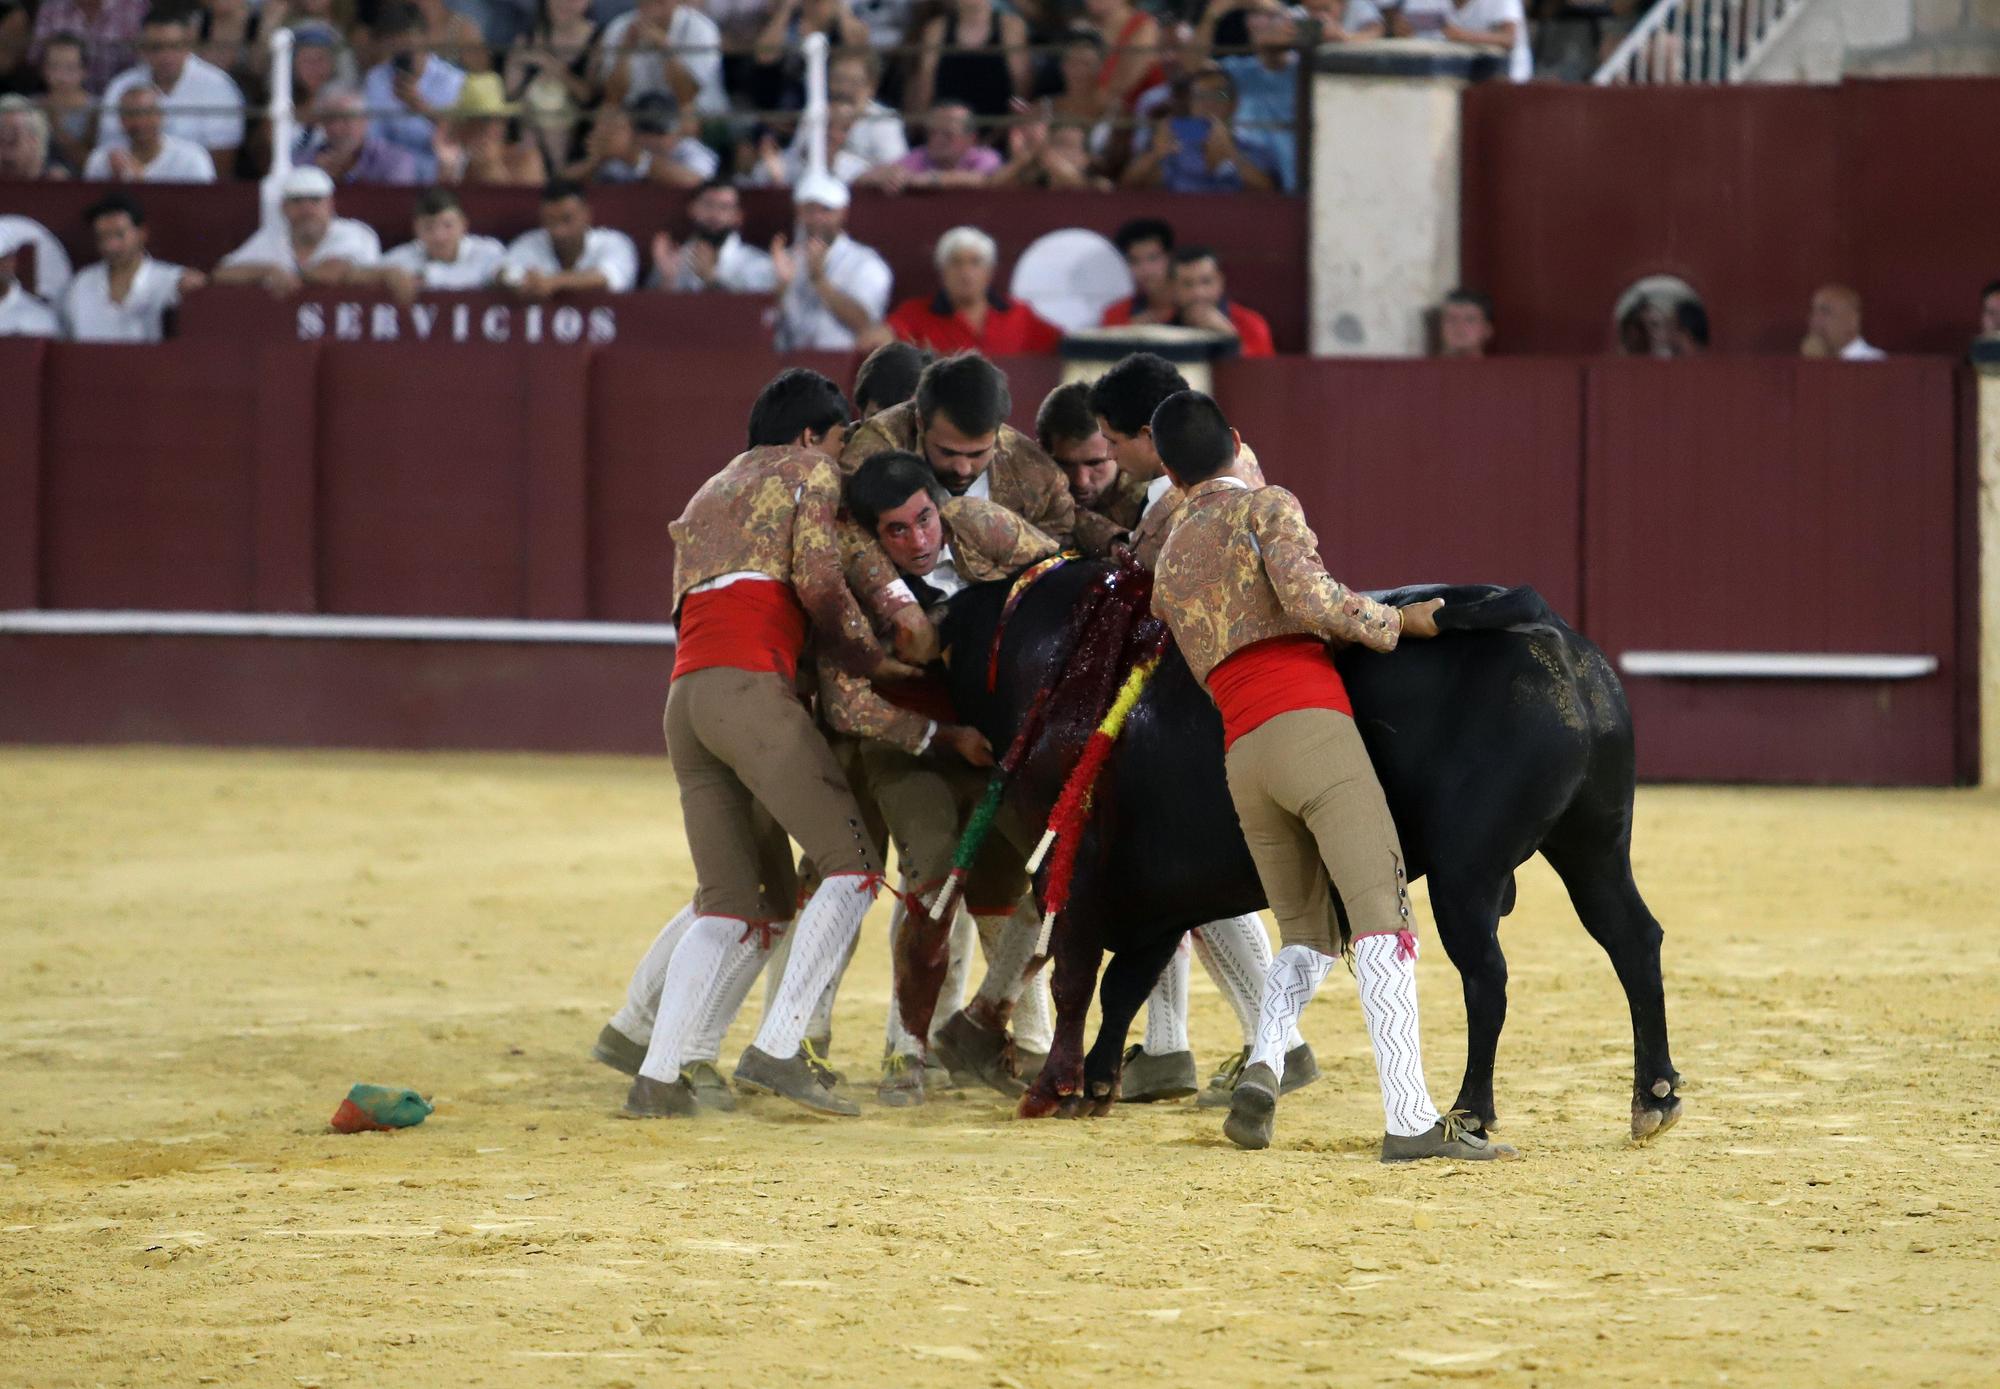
(212, 165), (383, 293)
(373, 187), (507, 297)
(1392, 0), (1532, 82)
(651, 178), (778, 294)
(82, 84), (216, 183)
(97, 6), (246, 168)
(624, 90), (720, 187)
(1805, 284), (1886, 361)
(361, 4), (468, 180)
(0, 226), (61, 338)
(499, 178), (639, 297)
(598, 0), (726, 117)
(772, 173), (891, 352)
(825, 48), (908, 170)
(62, 192), (206, 343)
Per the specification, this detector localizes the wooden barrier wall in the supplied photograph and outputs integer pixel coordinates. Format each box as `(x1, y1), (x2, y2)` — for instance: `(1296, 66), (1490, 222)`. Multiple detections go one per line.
(0, 341), (1975, 784)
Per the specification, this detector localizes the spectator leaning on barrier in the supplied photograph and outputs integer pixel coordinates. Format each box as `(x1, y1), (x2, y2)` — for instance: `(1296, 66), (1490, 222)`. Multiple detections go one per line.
(37, 34), (99, 171)
(213, 164), (383, 292)
(97, 4), (245, 169)
(373, 185), (508, 294)
(1122, 65), (1278, 194)
(84, 81), (215, 180)
(1436, 286), (1492, 357)
(433, 71), (548, 185)
(650, 177), (778, 293)
(616, 88), (718, 186)
(62, 191), (203, 342)
(362, 2), (466, 181)
(1170, 244), (1273, 356)
(1802, 284), (1883, 361)
(1976, 279), (2000, 344)
(1391, 0), (1532, 82)
(0, 223), (61, 337)
(597, 0), (726, 118)
(499, 176), (638, 297)
(303, 83), (425, 185)
(1199, 0), (1302, 193)
(771, 171), (891, 352)
(0, 94), (58, 178)
(30, 0), (149, 94)
(1101, 216), (1177, 327)
(885, 224), (1063, 356)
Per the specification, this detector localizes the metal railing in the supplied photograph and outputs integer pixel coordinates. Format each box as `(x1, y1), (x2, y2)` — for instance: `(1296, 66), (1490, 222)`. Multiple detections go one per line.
(1592, 0), (1816, 84)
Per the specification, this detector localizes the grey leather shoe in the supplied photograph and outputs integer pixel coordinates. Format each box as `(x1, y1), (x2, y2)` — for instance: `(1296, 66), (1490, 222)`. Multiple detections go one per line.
(733, 1044), (860, 1116)
(683, 1060), (737, 1112)
(1381, 1112), (1519, 1163)
(1279, 1042), (1321, 1095)
(930, 1009), (1027, 1097)
(877, 1051), (928, 1107)
(1222, 1062), (1279, 1150)
(1117, 1045), (1199, 1103)
(592, 1024), (647, 1077)
(623, 1074), (697, 1118)
(1195, 1048), (1249, 1109)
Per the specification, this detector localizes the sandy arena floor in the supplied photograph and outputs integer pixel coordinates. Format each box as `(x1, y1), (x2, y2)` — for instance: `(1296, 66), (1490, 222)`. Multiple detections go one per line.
(2, 747), (1998, 1388)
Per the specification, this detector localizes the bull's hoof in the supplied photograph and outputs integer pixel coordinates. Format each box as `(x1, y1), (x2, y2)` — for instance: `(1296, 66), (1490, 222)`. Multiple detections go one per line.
(1018, 1077), (1075, 1120)
(1630, 1080), (1684, 1142)
(1084, 1078), (1116, 1118)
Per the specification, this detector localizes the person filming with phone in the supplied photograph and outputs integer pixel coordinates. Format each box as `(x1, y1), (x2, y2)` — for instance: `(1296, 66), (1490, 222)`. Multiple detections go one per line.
(1119, 64), (1278, 194)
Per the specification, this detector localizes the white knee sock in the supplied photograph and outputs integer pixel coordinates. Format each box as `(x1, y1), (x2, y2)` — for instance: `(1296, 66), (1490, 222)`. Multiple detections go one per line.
(1192, 914), (1302, 1052)
(638, 915), (753, 1084)
(607, 900), (696, 1044)
(970, 901), (1041, 1016)
(805, 919), (861, 1046)
(1142, 936), (1192, 1055)
(1353, 931), (1443, 1138)
(935, 905), (975, 1023)
(752, 874), (879, 1059)
(684, 919), (785, 1063)
(1013, 962), (1053, 1053)
(1248, 943), (1336, 1084)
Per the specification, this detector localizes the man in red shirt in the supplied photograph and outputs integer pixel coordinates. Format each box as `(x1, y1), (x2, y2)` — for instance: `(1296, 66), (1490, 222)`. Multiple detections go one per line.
(1170, 245), (1275, 357)
(1099, 216), (1178, 328)
(886, 225), (1064, 355)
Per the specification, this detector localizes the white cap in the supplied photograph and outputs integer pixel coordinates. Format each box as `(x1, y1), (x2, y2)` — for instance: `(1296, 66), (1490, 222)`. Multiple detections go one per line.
(280, 165), (337, 200)
(793, 172), (850, 211)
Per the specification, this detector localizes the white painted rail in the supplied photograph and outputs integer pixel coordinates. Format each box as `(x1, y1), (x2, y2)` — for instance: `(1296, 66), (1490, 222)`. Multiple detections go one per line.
(1593, 0), (1817, 85)
(1619, 651), (1938, 680)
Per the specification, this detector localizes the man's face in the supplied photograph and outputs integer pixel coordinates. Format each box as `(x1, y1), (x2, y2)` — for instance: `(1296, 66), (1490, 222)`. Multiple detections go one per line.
(797, 201), (844, 243)
(416, 205), (467, 260)
(0, 114), (35, 175)
(922, 411), (1000, 495)
(1980, 292), (2000, 339)
(1049, 428), (1117, 508)
(689, 185), (742, 238)
(283, 194), (334, 242)
(1187, 75), (1234, 125)
(140, 22), (191, 87)
(927, 106), (975, 165)
(1059, 39), (1098, 93)
(1173, 256), (1225, 316)
(829, 56), (872, 105)
(1439, 300), (1492, 357)
(1809, 290), (1860, 350)
(636, 0), (673, 28)
(939, 248), (992, 309)
(1246, 1), (1295, 49)
(93, 211), (144, 266)
(1125, 236), (1169, 301)
(874, 489), (946, 576)
(42, 43), (85, 90)
(294, 44), (336, 93)
(319, 94), (368, 153)
(542, 195), (590, 255)
(1098, 416), (1162, 480)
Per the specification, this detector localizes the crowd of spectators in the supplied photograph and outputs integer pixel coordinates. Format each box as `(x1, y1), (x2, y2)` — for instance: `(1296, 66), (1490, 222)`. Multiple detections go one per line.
(0, 0), (1542, 192)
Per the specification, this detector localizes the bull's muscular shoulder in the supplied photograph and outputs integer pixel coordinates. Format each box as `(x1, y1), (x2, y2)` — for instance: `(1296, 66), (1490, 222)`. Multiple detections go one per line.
(839, 402), (919, 475)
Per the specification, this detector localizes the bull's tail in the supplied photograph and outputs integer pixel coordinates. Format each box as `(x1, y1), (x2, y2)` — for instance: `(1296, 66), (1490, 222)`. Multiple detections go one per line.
(1434, 585), (1553, 634)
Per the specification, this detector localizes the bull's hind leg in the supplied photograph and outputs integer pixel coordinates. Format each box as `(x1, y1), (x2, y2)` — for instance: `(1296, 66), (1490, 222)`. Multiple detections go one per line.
(1080, 932), (1186, 1117)
(1426, 872), (1512, 1135)
(1541, 840), (1681, 1141)
(1017, 914), (1104, 1120)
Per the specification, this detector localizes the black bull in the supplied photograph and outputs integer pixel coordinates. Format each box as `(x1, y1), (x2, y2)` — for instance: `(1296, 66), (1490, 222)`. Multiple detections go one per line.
(916, 561), (1682, 1141)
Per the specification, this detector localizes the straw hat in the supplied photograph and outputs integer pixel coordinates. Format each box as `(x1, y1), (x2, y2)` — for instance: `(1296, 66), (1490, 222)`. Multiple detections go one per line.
(449, 73), (519, 120)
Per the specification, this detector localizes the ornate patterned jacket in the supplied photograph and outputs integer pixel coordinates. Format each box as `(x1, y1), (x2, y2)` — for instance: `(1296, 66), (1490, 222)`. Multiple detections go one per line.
(669, 444), (884, 676)
(821, 498), (1060, 752)
(1151, 476), (1403, 686)
(1130, 442), (1267, 571)
(1085, 471), (1149, 533)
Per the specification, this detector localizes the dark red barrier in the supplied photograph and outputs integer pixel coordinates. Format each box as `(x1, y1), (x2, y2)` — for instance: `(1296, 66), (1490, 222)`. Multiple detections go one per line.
(0, 340), (45, 610)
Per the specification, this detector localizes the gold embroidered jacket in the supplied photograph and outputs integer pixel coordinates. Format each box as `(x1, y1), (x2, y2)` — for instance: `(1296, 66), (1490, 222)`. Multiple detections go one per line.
(1152, 477), (1402, 686)
(669, 444), (884, 676)
(1085, 471), (1149, 533)
(1130, 442), (1268, 570)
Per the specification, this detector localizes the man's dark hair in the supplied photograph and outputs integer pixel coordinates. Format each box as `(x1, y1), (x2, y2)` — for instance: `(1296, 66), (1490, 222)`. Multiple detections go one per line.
(847, 450), (948, 532)
(85, 191), (146, 227)
(372, 3), (425, 38)
(142, 3), (195, 28)
(1089, 351), (1188, 436)
(1150, 391), (1235, 485)
(1675, 299), (1710, 347)
(854, 341), (932, 418)
(1035, 380), (1098, 452)
(1981, 279), (2000, 302)
(692, 175), (735, 200)
(1170, 244), (1221, 273)
(914, 353), (1010, 437)
(540, 176), (587, 205)
(1444, 286), (1493, 319)
(1060, 25), (1105, 53)
(413, 186), (460, 218)
(1112, 217), (1174, 257)
(747, 368), (852, 450)
(43, 30), (87, 54)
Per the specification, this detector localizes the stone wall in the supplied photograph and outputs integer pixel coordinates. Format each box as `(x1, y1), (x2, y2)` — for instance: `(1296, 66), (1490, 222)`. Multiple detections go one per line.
(1748, 0), (2000, 82)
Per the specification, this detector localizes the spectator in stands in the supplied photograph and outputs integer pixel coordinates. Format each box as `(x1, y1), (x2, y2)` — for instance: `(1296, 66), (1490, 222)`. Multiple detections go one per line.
(1391, 0), (1532, 82)
(1802, 284), (1883, 361)
(1101, 216), (1176, 327)
(1436, 286), (1493, 357)
(213, 165), (383, 291)
(0, 2), (23, 92)
(1297, 0), (1387, 40)
(192, 0), (267, 86)
(908, 0), (1028, 124)
(748, 97), (871, 186)
(288, 22), (355, 115)
(771, 172), (891, 352)
(404, 0), (491, 74)
(97, 4), (245, 171)
(882, 101), (1002, 189)
(0, 94), (59, 178)
(363, 3), (467, 179)
(1976, 279), (2000, 343)
(1085, 0), (1166, 118)
(302, 84), (424, 184)
(1047, 28), (1105, 124)
(850, 0), (912, 51)
(503, 0), (602, 172)
(854, 339), (932, 417)
(611, 88), (717, 185)
(0, 224), (61, 336)
(598, 0), (726, 118)
(373, 185), (507, 294)
(499, 177), (638, 296)
(748, 0), (868, 114)
(29, 0), (149, 94)
(1121, 66), (1278, 193)
(1170, 244), (1273, 356)
(1197, 0), (1301, 193)
(885, 224), (1063, 355)
(433, 71), (548, 183)
(825, 47), (906, 168)
(84, 82), (215, 179)
(36, 34), (98, 171)
(1669, 298), (1708, 356)
(993, 111), (1106, 190)
(651, 177), (777, 292)
(62, 191), (203, 341)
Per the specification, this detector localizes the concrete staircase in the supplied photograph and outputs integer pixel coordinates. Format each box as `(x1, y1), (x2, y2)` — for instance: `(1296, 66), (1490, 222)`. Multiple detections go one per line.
(1745, 0), (2000, 81)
